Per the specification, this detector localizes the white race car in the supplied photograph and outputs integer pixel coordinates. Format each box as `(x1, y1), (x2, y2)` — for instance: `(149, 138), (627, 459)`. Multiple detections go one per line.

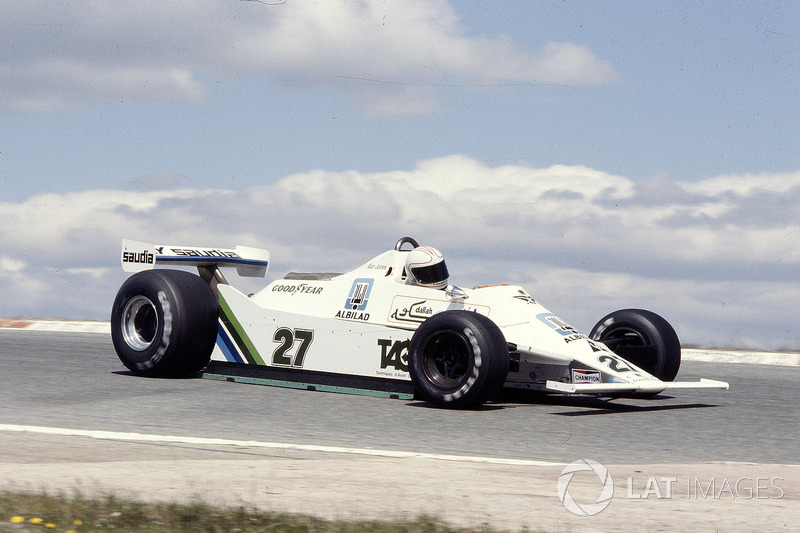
(112, 237), (728, 408)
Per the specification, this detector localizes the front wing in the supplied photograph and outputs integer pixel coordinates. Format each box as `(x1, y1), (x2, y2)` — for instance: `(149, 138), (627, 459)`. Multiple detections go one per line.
(546, 378), (729, 395)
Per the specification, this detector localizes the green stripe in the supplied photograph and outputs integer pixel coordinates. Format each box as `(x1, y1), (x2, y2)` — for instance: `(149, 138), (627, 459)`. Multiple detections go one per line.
(201, 372), (414, 400)
(218, 291), (266, 366)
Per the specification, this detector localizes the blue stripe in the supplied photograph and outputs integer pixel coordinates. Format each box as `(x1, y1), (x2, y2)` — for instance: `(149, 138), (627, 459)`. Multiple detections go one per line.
(157, 256), (269, 267)
(216, 321), (244, 363)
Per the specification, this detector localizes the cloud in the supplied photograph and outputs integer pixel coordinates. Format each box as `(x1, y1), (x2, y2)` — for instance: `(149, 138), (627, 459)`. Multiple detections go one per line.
(1, 156), (798, 348)
(1, 1), (619, 115)
(0, 257), (26, 273)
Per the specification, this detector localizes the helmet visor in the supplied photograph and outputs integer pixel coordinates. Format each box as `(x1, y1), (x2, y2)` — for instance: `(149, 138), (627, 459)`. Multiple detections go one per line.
(411, 261), (449, 285)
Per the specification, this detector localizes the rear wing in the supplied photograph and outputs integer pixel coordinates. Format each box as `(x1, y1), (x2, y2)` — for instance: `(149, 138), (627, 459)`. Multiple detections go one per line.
(121, 239), (270, 278)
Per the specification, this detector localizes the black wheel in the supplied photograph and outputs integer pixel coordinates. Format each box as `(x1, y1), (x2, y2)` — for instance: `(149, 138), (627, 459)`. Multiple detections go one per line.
(589, 309), (681, 382)
(409, 311), (509, 408)
(111, 270), (218, 377)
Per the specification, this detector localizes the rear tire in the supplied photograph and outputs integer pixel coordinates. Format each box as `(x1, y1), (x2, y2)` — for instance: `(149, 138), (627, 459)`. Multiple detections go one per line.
(111, 270), (218, 377)
(409, 311), (509, 408)
(589, 309), (680, 382)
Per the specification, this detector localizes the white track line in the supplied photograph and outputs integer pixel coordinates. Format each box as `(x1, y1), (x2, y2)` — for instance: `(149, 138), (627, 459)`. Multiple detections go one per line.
(0, 423), (563, 467)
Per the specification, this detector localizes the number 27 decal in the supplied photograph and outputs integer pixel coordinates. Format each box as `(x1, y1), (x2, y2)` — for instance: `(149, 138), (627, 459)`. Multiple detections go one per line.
(272, 327), (314, 367)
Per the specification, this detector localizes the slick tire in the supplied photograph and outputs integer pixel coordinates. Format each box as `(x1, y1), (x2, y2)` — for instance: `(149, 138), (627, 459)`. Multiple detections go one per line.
(409, 310), (509, 408)
(111, 269), (218, 377)
(589, 309), (681, 382)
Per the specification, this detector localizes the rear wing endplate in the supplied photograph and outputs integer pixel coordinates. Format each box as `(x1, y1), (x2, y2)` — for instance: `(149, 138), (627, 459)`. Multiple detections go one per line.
(121, 239), (270, 278)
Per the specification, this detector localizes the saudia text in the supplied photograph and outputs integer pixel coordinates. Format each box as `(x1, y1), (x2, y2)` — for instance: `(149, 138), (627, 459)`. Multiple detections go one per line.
(169, 248), (240, 258)
(122, 250), (154, 264)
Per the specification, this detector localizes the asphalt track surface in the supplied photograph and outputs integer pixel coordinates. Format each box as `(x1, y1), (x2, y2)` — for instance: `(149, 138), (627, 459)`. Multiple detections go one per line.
(1, 330), (797, 464)
(1, 329), (798, 531)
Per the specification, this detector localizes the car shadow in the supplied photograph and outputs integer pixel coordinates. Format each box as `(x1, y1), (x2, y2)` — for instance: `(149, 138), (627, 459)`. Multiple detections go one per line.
(550, 401), (719, 416)
(111, 371), (720, 414)
(405, 401), (506, 411)
(404, 391), (716, 413)
(111, 370), (202, 380)
(492, 388), (719, 415)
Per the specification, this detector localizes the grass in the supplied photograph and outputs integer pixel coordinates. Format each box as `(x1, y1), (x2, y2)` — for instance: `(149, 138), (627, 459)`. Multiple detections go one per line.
(0, 491), (515, 533)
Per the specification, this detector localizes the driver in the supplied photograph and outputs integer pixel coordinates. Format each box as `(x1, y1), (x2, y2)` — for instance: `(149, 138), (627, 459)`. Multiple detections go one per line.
(405, 246), (449, 289)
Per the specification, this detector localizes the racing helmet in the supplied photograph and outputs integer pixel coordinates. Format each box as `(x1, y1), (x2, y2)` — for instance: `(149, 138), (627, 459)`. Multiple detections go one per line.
(405, 246), (449, 289)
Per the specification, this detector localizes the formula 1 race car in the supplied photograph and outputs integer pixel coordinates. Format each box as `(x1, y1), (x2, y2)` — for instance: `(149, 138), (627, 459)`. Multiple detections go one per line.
(111, 237), (728, 408)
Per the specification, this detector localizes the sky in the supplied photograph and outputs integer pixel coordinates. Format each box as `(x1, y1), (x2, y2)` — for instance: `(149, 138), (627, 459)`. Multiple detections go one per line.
(1, 0), (798, 349)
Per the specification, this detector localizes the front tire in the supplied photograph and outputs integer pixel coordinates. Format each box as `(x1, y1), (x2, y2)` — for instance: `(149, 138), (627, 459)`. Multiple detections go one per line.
(589, 309), (681, 381)
(111, 270), (218, 377)
(409, 311), (509, 408)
